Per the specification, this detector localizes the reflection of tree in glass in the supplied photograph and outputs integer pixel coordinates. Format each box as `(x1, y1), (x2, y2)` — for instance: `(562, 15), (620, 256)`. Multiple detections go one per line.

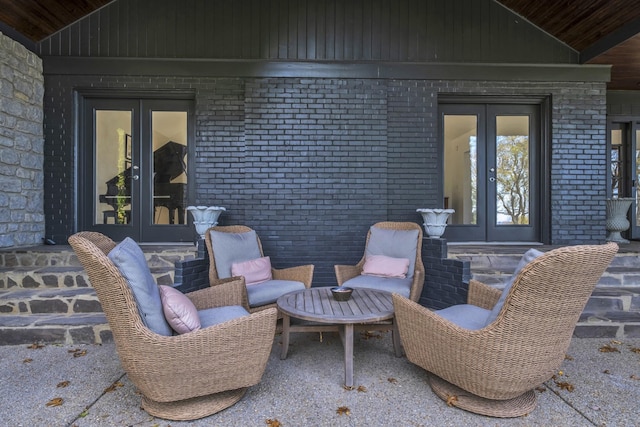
(469, 136), (477, 223)
(496, 135), (529, 224)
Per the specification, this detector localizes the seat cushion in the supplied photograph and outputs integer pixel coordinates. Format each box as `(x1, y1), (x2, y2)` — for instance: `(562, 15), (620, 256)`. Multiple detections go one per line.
(198, 305), (250, 328)
(485, 248), (544, 325)
(435, 304), (491, 330)
(246, 279), (306, 307)
(108, 237), (172, 336)
(365, 226), (419, 279)
(343, 274), (412, 298)
(231, 256), (273, 285)
(209, 230), (262, 279)
(159, 285), (201, 334)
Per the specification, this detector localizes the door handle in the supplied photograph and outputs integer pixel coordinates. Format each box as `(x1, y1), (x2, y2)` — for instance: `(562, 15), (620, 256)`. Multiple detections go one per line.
(132, 175), (139, 180)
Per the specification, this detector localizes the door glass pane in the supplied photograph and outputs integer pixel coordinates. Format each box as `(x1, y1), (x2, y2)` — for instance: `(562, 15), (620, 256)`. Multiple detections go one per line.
(444, 115), (477, 225)
(95, 110), (132, 225)
(151, 111), (188, 225)
(635, 129), (640, 227)
(495, 116), (529, 225)
(611, 128), (623, 198)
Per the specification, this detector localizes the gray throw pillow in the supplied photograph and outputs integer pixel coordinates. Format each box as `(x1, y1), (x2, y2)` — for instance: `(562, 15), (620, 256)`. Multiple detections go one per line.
(485, 248), (544, 325)
(108, 237), (172, 336)
(209, 230), (262, 278)
(365, 226), (419, 278)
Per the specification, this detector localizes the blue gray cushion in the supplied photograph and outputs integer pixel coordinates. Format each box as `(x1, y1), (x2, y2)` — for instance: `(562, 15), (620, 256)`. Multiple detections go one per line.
(435, 304), (491, 330)
(108, 237), (172, 336)
(343, 274), (412, 298)
(198, 305), (250, 328)
(246, 279), (306, 307)
(485, 248), (544, 325)
(209, 230), (262, 279)
(365, 226), (419, 279)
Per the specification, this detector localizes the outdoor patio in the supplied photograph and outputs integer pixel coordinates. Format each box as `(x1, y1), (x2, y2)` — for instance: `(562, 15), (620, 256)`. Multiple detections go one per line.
(2, 330), (638, 426)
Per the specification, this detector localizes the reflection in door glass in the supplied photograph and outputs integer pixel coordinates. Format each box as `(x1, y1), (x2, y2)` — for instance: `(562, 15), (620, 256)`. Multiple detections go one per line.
(495, 116), (529, 225)
(95, 110), (132, 225)
(444, 115), (477, 225)
(151, 111), (188, 225)
(632, 130), (640, 227)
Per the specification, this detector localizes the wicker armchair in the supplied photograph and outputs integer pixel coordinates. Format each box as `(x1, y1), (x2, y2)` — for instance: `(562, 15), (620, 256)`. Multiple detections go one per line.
(68, 232), (277, 421)
(334, 221), (425, 302)
(393, 242), (618, 418)
(205, 225), (314, 313)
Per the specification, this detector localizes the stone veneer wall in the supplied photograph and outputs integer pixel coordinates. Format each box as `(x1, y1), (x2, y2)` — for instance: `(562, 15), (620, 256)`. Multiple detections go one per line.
(0, 32), (44, 248)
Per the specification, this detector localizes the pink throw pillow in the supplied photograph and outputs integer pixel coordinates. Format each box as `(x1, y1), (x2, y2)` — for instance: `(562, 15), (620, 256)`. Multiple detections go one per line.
(362, 255), (410, 279)
(231, 256), (273, 285)
(159, 285), (201, 334)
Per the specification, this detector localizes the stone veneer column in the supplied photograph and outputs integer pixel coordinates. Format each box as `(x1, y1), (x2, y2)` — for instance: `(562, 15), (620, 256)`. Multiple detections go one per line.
(0, 32), (44, 247)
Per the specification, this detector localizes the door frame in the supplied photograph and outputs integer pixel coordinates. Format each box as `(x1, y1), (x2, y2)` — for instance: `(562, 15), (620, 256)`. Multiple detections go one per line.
(607, 116), (639, 240)
(438, 95), (551, 243)
(75, 88), (196, 242)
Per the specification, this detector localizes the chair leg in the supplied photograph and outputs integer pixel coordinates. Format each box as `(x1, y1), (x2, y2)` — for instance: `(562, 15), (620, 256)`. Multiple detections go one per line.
(427, 373), (537, 418)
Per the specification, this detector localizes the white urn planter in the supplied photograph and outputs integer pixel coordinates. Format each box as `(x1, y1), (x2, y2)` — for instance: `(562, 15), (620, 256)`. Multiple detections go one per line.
(417, 208), (455, 238)
(605, 198), (634, 243)
(186, 206), (226, 239)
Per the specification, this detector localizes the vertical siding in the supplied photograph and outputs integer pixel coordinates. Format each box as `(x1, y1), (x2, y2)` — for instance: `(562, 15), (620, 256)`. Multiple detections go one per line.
(37, 0), (578, 64)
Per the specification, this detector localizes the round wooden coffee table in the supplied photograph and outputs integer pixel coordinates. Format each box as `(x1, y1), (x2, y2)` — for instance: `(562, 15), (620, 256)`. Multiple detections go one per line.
(276, 286), (401, 387)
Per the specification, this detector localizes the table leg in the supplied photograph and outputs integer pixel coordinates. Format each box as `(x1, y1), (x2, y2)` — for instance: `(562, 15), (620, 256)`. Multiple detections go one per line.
(391, 317), (402, 357)
(343, 324), (354, 388)
(280, 314), (291, 360)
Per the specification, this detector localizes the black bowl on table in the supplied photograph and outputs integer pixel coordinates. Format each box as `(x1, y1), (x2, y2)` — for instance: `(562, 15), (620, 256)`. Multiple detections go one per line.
(331, 286), (353, 301)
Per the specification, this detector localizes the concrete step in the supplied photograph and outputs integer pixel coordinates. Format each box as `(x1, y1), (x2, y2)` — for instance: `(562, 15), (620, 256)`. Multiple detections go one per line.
(447, 245), (640, 339)
(0, 265), (175, 289)
(0, 243), (199, 345)
(0, 313), (110, 345)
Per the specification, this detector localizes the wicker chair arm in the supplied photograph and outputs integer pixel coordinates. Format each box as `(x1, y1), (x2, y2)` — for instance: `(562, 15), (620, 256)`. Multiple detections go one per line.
(186, 278), (247, 310)
(467, 279), (501, 309)
(272, 264), (314, 288)
(334, 264), (362, 286)
(408, 268), (425, 302)
(123, 307), (278, 402)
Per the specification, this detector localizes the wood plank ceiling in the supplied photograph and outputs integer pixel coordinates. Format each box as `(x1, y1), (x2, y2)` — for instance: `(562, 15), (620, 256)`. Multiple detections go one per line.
(1, 0), (640, 90)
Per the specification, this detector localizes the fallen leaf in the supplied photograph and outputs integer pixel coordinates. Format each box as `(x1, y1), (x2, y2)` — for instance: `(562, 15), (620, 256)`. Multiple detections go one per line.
(446, 395), (458, 407)
(535, 386), (546, 392)
(27, 343), (44, 350)
(387, 377), (397, 383)
(57, 381), (70, 388)
(46, 397), (64, 407)
(69, 349), (87, 358)
(79, 409), (89, 418)
(630, 347), (640, 354)
(23, 358), (33, 364)
(599, 344), (620, 353)
(611, 340), (623, 345)
(104, 381), (124, 393)
(603, 370), (611, 374)
(342, 385), (354, 391)
(631, 375), (640, 381)
(360, 331), (381, 340)
(336, 406), (351, 416)
(557, 370), (564, 376)
(357, 385), (367, 392)
(564, 354), (574, 361)
(266, 419), (281, 427)
(555, 381), (575, 392)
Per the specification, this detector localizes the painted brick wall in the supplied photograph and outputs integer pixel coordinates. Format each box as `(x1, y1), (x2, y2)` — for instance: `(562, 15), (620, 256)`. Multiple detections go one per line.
(43, 75), (607, 285)
(0, 32), (44, 247)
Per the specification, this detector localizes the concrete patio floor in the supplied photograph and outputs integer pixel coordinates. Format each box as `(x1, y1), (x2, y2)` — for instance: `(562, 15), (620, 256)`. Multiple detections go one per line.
(2, 332), (639, 427)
